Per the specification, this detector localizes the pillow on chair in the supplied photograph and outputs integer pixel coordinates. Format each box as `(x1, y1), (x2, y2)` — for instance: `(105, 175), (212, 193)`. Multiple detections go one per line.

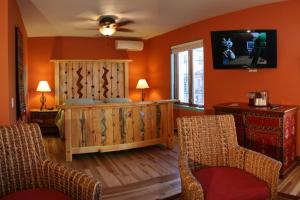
(192, 167), (270, 200)
(1, 189), (72, 200)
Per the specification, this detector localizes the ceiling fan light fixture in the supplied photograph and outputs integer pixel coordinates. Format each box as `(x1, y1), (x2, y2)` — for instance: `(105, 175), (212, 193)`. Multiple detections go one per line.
(99, 25), (116, 36)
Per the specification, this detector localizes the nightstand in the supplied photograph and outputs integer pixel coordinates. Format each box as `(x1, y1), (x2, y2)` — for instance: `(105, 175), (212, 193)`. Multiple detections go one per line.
(30, 109), (59, 135)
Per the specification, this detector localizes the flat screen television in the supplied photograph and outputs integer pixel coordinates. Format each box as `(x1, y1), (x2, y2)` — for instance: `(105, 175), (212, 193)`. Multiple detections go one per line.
(211, 30), (277, 69)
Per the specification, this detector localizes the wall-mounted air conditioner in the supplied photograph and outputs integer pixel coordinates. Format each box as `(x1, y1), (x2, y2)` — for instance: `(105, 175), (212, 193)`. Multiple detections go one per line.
(115, 40), (144, 51)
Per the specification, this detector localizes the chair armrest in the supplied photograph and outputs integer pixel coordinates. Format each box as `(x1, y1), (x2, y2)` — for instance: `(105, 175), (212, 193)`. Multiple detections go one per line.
(41, 160), (102, 200)
(179, 156), (204, 200)
(232, 146), (282, 200)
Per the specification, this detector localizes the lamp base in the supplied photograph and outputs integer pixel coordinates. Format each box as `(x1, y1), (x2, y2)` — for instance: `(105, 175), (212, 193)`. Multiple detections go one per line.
(141, 89), (146, 101)
(40, 92), (46, 110)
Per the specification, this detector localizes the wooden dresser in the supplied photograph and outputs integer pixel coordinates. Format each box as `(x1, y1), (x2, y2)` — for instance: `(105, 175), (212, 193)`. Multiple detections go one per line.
(214, 102), (298, 177)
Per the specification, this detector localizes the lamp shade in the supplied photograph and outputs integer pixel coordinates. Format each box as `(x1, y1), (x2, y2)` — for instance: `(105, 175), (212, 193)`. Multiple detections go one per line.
(36, 81), (51, 92)
(136, 79), (149, 89)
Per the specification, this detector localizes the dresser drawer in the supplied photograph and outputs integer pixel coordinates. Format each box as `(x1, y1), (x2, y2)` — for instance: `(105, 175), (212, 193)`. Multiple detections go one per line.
(245, 128), (281, 160)
(245, 114), (282, 131)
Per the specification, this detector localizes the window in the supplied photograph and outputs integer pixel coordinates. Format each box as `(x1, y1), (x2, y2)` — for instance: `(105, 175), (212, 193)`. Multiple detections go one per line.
(171, 40), (204, 107)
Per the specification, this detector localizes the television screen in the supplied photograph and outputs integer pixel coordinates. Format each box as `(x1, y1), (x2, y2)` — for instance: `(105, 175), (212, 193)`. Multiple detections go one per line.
(211, 30), (277, 69)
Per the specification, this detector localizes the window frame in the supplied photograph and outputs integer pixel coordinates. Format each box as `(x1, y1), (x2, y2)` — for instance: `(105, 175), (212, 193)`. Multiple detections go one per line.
(171, 40), (204, 108)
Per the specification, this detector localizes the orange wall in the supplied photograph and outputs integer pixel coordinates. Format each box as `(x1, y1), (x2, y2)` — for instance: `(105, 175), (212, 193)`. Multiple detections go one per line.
(0, 0), (28, 124)
(0, 0), (10, 124)
(28, 37), (148, 109)
(127, 42), (149, 101)
(146, 0), (300, 154)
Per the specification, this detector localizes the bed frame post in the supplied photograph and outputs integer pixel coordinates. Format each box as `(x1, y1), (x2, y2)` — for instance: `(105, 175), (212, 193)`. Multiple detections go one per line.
(124, 62), (129, 98)
(54, 61), (60, 106)
(65, 108), (72, 161)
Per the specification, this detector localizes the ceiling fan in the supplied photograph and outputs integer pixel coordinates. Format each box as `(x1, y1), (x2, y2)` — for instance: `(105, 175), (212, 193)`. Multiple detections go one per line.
(97, 15), (134, 37)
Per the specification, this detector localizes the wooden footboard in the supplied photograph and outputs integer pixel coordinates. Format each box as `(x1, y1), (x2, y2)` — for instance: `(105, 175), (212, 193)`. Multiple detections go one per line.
(61, 100), (176, 161)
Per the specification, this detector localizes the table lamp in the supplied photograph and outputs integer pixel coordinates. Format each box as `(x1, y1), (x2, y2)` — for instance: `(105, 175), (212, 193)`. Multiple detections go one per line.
(36, 80), (51, 110)
(136, 79), (149, 101)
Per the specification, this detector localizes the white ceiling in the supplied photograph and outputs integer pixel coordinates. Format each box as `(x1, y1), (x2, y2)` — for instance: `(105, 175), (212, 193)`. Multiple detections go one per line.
(17, 0), (285, 39)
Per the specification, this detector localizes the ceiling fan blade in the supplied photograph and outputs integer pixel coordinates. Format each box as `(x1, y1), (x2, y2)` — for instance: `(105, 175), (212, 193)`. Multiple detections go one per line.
(76, 17), (98, 22)
(86, 18), (98, 22)
(116, 28), (134, 32)
(76, 27), (98, 30)
(116, 20), (134, 27)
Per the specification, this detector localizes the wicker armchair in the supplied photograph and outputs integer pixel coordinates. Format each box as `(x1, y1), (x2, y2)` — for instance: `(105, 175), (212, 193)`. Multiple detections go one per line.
(0, 123), (102, 200)
(177, 115), (282, 200)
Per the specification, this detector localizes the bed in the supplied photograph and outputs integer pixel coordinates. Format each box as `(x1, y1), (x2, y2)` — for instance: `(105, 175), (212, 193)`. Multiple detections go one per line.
(53, 60), (176, 161)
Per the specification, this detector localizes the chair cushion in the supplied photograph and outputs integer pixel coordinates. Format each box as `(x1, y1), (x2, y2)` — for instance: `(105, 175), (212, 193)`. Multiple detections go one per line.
(1, 189), (72, 200)
(192, 167), (270, 200)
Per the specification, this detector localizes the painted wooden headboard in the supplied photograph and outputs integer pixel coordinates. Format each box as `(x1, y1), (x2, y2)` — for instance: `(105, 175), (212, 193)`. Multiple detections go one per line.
(53, 59), (130, 105)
